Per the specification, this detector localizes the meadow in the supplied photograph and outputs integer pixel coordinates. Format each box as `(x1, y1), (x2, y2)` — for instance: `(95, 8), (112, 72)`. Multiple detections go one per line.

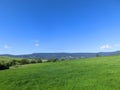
(0, 56), (120, 90)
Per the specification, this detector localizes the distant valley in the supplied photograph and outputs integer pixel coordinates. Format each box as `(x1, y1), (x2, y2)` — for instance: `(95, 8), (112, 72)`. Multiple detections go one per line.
(0, 51), (120, 59)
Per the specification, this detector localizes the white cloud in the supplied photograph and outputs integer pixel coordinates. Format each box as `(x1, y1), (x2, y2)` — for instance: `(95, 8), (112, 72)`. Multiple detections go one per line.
(35, 43), (39, 47)
(4, 45), (11, 49)
(100, 45), (112, 50)
(32, 40), (40, 47)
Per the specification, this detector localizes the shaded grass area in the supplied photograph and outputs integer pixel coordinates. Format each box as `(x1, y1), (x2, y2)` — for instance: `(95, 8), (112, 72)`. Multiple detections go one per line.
(0, 57), (42, 70)
(0, 56), (120, 90)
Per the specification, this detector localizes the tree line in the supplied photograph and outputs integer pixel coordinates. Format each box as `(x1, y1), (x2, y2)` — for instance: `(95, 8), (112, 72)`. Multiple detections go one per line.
(0, 58), (66, 70)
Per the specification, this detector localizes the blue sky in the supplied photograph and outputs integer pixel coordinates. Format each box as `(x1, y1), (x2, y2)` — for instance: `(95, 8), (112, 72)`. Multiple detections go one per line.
(0, 0), (120, 54)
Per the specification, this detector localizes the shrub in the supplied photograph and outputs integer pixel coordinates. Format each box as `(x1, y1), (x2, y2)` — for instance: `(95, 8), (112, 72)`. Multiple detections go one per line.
(30, 58), (42, 64)
(9, 59), (18, 66)
(37, 59), (42, 63)
(48, 58), (58, 62)
(30, 60), (37, 64)
(20, 59), (29, 65)
(46, 60), (51, 62)
(96, 54), (101, 57)
(0, 62), (9, 70)
(61, 58), (65, 61)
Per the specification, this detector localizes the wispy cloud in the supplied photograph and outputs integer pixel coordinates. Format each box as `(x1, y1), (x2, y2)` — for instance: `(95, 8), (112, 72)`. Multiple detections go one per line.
(3, 45), (11, 49)
(34, 43), (39, 47)
(100, 44), (112, 50)
(32, 40), (40, 47)
(100, 43), (120, 50)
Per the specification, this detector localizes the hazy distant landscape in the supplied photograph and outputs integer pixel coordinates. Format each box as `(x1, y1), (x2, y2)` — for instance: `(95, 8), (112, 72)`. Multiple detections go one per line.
(1, 51), (120, 59)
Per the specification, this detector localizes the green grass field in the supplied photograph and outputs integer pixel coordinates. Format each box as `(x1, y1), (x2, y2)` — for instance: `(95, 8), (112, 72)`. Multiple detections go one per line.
(0, 56), (21, 62)
(0, 56), (120, 90)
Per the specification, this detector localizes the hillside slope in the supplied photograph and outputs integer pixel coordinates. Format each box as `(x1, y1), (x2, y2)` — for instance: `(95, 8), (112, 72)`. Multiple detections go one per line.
(0, 56), (120, 90)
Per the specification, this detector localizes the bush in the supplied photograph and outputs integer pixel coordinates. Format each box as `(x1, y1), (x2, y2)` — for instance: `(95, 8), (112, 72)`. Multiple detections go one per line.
(9, 59), (18, 66)
(46, 60), (51, 62)
(61, 58), (65, 61)
(30, 60), (37, 64)
(96, 54), (101, 57)
(37, 59), (42, 63)
(20, 59), (29, 65)
(48, 58), (58, 62)
(30, 58), (42, 64)
(0, 63), (9, 70)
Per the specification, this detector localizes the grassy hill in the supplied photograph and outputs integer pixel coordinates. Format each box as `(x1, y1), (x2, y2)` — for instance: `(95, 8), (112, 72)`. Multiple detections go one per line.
(0, 56), (21, 62)
(0, 56), (120, 90)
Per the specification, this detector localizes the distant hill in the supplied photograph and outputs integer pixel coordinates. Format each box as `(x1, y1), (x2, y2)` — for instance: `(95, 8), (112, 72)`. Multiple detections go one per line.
(0, 51), (120, 59)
